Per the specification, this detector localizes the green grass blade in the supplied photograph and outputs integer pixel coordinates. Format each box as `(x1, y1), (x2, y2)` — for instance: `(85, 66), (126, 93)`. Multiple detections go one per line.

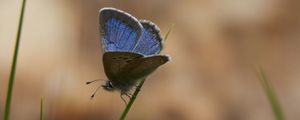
(3, 0), (26, 120)
(161, 24), (174, 51)
(40, 98), (44, 120)
(119, 25), (174, 120)
(258, 67), (285, 120)
(163, 24), (174, 42)
(119, 79), (145, 120)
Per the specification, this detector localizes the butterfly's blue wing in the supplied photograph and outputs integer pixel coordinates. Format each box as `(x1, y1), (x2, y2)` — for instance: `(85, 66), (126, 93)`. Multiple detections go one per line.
(99, 8), (170, 94)
(133, 20), (163, 56)
(99, 8), (143, 52)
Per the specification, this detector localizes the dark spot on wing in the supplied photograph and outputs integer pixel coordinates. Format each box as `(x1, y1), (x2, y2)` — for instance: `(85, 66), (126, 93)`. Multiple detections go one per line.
(126, 59), (132, 63)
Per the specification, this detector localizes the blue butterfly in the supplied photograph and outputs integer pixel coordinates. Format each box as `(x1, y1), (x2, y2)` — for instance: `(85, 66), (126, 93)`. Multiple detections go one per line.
(89, 7), (170, 102)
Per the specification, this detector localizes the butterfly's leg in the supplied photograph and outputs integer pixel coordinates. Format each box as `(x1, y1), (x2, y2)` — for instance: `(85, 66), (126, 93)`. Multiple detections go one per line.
(124, 93), (132, 99)
(130, 85), (140, 94)
(133, 85), (138, 90)
(120, 94), (128, 105)
(120, 90), (133, 104)
(122, 90), (133, 98)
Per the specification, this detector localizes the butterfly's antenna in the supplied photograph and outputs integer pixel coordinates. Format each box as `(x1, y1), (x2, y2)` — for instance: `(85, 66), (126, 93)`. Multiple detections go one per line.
(86, 79), (105, 84)
(90, 85), (102, 99)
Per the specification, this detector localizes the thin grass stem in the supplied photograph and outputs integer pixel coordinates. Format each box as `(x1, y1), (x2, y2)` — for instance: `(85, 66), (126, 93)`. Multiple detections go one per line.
(161, 24), (174, 51)
(118, 25), (174, 120)
(119, 79), (145, 120)
(258, 67), (285, 120)
(40, 98), (44, 120)
(4, 0), (26, 120)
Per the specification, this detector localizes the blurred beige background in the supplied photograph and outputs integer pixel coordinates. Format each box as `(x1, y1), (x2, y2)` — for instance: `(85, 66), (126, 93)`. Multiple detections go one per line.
(1, 0), (300, 120)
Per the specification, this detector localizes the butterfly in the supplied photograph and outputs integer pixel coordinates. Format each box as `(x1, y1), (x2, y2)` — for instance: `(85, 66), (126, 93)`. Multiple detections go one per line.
(88, 7), (170, 102)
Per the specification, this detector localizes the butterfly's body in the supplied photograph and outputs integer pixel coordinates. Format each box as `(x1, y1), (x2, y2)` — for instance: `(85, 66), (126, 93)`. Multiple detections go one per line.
(96, 7), (170, 98)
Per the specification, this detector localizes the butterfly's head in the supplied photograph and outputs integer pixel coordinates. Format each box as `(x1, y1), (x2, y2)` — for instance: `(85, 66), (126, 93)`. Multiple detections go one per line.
(101, 80), (115, 91)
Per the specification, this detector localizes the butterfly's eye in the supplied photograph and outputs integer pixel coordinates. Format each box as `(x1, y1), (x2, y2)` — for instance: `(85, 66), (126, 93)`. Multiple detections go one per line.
(102, 80), (114, 91)
(108, 81), (113, 88)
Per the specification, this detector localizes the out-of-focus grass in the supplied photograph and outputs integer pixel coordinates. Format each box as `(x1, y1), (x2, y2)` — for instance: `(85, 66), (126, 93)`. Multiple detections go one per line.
(4, 0), (26, 120)
(258, 67), (285, 120)
(40, 98), (44, 120)
(119, 25), (174, 120)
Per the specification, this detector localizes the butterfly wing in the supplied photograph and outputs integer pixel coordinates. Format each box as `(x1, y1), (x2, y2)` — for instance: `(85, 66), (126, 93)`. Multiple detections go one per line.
(102, 52), (143, 85)
(99, 8), (143, 52)
(133, 20), (163, 56)
(121, 55), (170, 81)
(100, 8), (170, 93)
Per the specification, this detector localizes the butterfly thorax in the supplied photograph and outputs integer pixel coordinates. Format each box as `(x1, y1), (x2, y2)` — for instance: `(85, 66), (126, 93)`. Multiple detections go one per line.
(106, 79), (140, 93)
(101, 79), (137, 93)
